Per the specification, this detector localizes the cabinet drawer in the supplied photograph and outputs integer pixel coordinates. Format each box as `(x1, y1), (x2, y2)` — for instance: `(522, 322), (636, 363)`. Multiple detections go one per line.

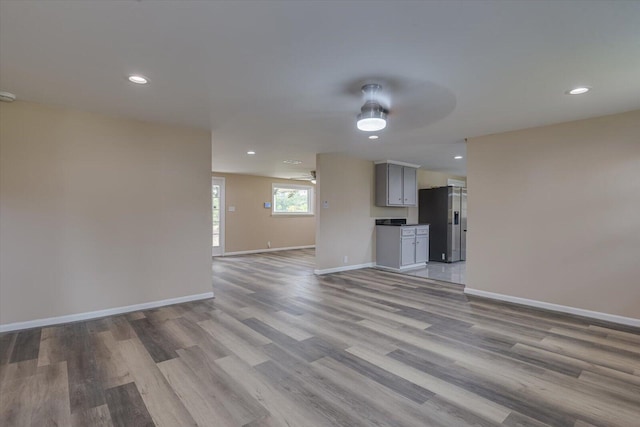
(416, 227), (429, 235)
(401, 228), (415, 237)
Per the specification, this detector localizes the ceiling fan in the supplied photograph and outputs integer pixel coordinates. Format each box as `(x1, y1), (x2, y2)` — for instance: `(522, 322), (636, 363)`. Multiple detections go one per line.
(294, 77), (455, 135)
(343, 77), (456, 133)
(290, 170), (316, 183)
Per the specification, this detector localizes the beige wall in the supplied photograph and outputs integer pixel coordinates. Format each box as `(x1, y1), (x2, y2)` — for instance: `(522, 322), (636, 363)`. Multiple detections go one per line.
(467, 109), (640, 319)
(0, 101), (212, 325)
(315, 153), (409, 272)
(418, 169), (466, 188)
(212, 173), (315, 253)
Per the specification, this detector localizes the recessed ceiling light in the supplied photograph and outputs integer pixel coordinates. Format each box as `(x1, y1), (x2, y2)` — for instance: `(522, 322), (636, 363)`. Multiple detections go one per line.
(454, 155), (463, 160)
(283, 160), (302, 165)
(368, 135), (379, 140)
(128, 75), (148, 85)
(566, 87), (590, 95)
(247, 151), (256, 155)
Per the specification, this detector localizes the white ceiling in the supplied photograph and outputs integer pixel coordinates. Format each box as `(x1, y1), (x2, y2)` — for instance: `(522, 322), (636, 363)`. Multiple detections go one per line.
(1, 1), (639, 178)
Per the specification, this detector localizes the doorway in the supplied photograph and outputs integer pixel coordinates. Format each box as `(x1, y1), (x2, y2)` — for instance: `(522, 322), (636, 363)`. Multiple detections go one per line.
(212, 177), (225, 256)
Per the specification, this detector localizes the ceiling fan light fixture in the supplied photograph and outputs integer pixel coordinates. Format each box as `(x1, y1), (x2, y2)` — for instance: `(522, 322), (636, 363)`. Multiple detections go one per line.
(357, 104), (387, 132)
(356, 84), (388, 132)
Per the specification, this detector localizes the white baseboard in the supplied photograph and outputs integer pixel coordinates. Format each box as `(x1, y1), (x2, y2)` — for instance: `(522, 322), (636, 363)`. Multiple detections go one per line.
(464, 288), (640, 328)
(223, 245), (315, 256)
(0, 292), (215, 333)
(314, 262), (375, 275)
(375, 263), (426, 273)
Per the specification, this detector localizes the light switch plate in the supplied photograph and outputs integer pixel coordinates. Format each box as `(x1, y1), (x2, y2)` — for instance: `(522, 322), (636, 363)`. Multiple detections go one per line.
(228, 206), (236, 212)
(322, 200), (329, 209)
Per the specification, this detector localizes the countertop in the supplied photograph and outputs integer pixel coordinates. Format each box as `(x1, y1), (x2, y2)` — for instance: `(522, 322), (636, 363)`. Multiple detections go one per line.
(376, 223), (429, 227)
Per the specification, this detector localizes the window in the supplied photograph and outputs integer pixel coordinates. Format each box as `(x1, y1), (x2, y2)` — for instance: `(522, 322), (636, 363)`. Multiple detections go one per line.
(272, 183), (314, 215)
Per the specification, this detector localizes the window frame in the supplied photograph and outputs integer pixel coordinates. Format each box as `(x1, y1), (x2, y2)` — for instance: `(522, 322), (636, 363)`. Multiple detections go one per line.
(271, 183), (315, 216)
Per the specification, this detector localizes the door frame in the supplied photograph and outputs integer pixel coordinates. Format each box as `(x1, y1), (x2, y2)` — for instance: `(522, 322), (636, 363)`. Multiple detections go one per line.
(212, 176), (226, 256)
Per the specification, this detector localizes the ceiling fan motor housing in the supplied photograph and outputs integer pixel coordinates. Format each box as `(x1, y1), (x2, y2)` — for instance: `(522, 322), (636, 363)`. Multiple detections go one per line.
(356, 84), (388, 131)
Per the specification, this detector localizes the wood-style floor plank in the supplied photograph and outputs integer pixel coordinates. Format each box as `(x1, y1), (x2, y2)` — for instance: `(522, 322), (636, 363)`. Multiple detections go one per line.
(104, 382), (153, 427)
(71, 404), (113, 427)
(157, 357), (240, 427)
(309, 356), (446, 427)
(128, 318), (179, 364)
(1, 361), (72, 426)
(173, 345), (269, 424)
(0, 248), (638, 427)
(198, 318), (270, 366)
(9, 328), (41, 363)
(37, 326), (64, 367)
(62, 323), (106, 415)
(346, 344), (512, 423)
(116, 338), (197, 427)
(93, 331), (133, 389)
(0, 333), (17, 366)
(215, 354), (336, 427)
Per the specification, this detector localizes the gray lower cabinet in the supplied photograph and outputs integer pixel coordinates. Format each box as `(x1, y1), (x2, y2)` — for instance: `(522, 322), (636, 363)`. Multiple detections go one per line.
(415, 234), (429, 263)
(401, 235), (416, 266)
(376, 225), (429, 271)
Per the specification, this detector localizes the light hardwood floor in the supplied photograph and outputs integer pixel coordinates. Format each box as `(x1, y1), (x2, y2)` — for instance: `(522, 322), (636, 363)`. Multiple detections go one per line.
(1, 248), (639, 426)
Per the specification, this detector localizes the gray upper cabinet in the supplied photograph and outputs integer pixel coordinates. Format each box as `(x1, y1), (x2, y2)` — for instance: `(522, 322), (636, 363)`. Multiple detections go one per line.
(375, 161), (419, 207)
(387, 164), (404, 205)
(402, 167), (417, 205)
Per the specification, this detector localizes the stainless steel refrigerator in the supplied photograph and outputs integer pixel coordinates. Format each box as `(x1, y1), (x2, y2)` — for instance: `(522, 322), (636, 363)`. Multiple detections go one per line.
(418, 186), (467, 262)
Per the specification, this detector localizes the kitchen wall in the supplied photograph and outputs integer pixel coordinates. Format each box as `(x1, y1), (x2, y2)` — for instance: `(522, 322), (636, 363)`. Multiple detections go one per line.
(211, 173), (315, 254)
(316, 153), (413, 273)
(418, 169), (467, 188)
(467, 109), (640, 319)
(0, 101), (212, 326)
(316, 153), (467, 273)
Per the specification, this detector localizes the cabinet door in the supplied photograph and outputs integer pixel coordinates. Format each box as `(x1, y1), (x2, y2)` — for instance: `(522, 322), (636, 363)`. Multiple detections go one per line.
(402, 167), (417, 205)
(415, 235), (428, 263)
(401, 237), (416, 266)
(388, 164), (404, 205)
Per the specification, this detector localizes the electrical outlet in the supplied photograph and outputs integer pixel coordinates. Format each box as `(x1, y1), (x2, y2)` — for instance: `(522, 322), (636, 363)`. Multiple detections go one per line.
(442, 253), (445, 260)
(267, 241), (271, 248)
(343, 255), (348, 264)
